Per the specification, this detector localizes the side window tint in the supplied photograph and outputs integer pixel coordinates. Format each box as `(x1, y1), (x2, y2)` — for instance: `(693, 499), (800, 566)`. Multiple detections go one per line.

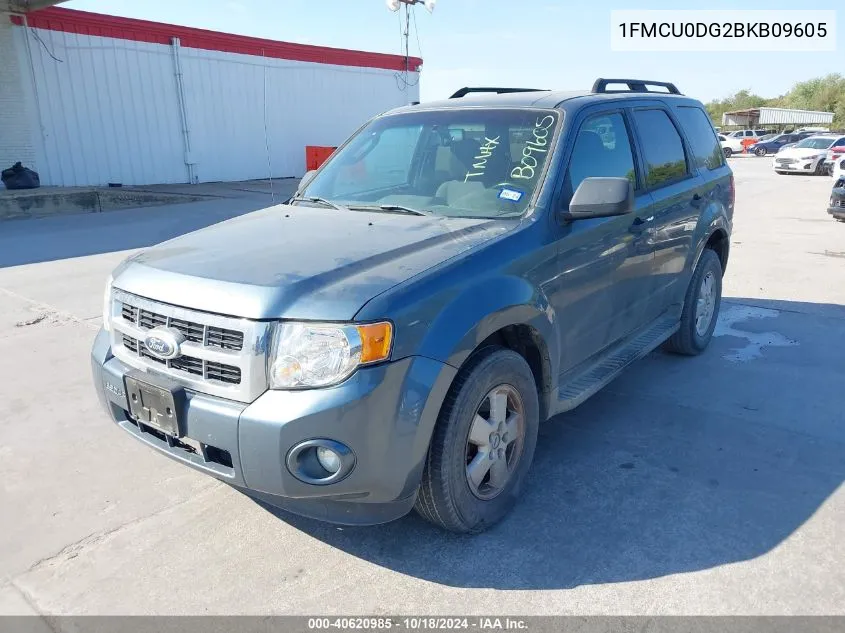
(632, 109), (688, 188)
(834, 139), (845, 147)
(566, 112), (636, 195)
(675, 106), (725, 170)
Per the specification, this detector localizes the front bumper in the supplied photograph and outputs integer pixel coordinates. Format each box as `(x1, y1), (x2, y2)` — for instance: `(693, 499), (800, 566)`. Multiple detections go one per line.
(829, 187), (845, 220)
(772, 158), (821, 173)
(91, 329), (456, 525)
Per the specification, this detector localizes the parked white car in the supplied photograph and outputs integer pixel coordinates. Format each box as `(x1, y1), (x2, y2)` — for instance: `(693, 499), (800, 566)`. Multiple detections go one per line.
(832, 154), (845, 181)
(822, 139), (845, 176)
(773, 135), (845, 175)
(726, 129), (768, 139)
(718, 134), (744, 158)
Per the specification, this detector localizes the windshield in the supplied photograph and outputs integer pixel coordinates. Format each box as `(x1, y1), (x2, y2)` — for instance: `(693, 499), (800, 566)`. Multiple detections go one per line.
(299, 108), (561, 219)
(795, 137), (836, 149)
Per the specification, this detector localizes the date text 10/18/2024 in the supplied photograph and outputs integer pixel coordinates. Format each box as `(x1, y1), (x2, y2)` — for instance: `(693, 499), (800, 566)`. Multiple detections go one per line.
(307, 617), (529, 630)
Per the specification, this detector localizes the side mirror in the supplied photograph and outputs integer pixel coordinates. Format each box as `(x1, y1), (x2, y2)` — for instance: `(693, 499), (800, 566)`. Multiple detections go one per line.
(563, 177), (634, 221)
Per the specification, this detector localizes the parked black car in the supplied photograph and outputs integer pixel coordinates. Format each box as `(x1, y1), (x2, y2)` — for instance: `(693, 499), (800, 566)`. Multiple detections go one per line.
(829, 178), (845, 222)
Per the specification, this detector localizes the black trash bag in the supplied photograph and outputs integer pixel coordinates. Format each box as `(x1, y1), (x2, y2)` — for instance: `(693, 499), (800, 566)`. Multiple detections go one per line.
(1, 162), (40, 190)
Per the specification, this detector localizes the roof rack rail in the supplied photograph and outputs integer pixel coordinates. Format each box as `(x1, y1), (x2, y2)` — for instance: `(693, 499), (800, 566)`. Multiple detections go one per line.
(449, 87), (547, 99)
(592, 78), (682, 95)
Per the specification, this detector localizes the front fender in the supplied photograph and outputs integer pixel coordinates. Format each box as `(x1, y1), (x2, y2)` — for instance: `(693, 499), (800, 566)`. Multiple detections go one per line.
(418, 275), (558, 372)
(375, 275), (559, 420)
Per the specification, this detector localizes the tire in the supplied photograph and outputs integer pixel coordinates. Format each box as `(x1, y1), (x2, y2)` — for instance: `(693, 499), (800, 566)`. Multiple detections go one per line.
(664, 249), (723, 356)
(415, 347), (539, 533)
(755, 147), (767, 157)
(723, 147), (732, 158)
(815, 160), (827, 175)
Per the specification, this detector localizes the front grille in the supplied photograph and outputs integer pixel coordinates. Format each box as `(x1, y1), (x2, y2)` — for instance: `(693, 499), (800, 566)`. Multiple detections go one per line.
(119, 298), (245, 385)
(122, 333), (241, 385)
(122, 334), (139, 353)
(121, 301), (243, 351)
(206, 362), (241, 384)
(110, 289), (270, 402)
(776, 158), (797, 164)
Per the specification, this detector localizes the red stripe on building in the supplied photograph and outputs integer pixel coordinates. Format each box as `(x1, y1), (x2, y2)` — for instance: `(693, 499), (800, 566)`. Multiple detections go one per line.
(10, 7), (422, 72)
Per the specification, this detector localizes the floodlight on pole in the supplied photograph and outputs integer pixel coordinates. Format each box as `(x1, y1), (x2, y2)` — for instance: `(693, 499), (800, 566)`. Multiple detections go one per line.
(386, 0), (433, 103)
(386, 0), (435, 13)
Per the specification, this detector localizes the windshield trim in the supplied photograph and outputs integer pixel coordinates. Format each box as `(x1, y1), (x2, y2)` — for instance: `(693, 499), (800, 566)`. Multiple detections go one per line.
(297, 106), (566, 222)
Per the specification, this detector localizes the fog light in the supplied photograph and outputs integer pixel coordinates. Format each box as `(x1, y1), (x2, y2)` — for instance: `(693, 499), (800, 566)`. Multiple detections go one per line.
(316, 446), (341, 474)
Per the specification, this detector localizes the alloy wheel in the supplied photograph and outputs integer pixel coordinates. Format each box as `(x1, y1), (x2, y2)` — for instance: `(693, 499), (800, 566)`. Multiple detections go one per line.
(695, 271), (717, 336)
(465, 385), (526, 500)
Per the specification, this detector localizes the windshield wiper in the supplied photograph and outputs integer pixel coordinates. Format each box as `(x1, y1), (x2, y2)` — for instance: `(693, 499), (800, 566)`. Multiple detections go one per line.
(290, 196), (348, 211)
(349, 204), (434, 217)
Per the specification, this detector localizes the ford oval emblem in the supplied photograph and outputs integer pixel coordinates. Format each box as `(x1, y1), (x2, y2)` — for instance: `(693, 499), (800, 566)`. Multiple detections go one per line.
(143, 327), (185, 360)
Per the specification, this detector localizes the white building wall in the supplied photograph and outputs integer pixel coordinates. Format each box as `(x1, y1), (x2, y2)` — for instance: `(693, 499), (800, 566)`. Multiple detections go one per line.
(0, 17), (38, 173)
(180, 47), (418, 183)
(13, 23), (420, 187)
(19, 27), (189, 186)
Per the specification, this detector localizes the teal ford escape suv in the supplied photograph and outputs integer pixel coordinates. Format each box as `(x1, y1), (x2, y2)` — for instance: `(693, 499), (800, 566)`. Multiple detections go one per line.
(91, 79), (733, 533)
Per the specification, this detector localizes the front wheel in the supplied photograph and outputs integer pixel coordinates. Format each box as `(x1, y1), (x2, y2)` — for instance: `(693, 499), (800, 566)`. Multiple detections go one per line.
(415, 348), (539, 533)
(723, 147), (732, 158)
(755, 147), (767, 157)
(664, 249), (723, 355)
(815, 160), (828, 175)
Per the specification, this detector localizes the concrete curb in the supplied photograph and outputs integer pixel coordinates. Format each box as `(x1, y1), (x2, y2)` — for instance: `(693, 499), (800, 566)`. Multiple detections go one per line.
(0, 188), (217, 221)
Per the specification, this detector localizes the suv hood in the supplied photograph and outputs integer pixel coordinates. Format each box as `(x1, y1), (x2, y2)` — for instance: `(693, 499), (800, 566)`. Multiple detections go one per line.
(113, 204), (511, 320)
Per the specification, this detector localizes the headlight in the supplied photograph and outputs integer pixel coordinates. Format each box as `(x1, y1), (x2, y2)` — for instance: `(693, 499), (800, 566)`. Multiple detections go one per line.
(102, 274), (114, 331)
(800, 155), (818, 160)
(268, 321), (392, 389)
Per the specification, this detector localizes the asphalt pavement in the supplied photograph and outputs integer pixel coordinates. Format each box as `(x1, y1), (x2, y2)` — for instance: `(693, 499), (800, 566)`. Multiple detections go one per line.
(0, 159), (843, 616)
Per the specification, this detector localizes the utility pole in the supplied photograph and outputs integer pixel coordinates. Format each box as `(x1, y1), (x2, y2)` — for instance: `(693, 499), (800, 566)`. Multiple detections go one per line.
(386, 0), (435, 103)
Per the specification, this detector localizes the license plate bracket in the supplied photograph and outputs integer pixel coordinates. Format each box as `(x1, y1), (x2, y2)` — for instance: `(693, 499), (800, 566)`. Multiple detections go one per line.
(124, 372), (185, 438)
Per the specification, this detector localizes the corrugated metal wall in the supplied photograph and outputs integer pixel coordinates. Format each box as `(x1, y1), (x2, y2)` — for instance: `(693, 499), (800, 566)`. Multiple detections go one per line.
(15, 24), (419, 186)
(758, 107), (835, 126)
(17, 27), (187, 186)
(179, 47), (417, 183)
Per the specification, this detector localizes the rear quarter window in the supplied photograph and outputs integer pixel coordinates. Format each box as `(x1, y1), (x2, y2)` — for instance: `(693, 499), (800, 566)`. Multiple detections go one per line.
(674, 106), (726, 171)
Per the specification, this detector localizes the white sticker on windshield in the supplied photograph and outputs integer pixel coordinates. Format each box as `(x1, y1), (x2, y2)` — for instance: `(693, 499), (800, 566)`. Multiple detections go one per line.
(499, 188), (524, 202)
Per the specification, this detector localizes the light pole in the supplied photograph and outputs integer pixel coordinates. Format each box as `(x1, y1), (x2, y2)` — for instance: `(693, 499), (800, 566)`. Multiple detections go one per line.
(386, 0), (434, 102)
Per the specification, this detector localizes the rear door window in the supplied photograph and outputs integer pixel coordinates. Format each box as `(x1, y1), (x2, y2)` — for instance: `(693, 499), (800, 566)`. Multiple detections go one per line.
(632, 109), (689, 189)
(674, 106), (725, 170)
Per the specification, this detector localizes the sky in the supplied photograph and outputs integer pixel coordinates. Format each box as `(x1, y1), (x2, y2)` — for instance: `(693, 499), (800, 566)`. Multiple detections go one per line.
(64, 0), (842, 104)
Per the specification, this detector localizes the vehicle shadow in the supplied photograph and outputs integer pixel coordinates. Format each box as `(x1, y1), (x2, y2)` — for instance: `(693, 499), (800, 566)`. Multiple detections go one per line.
(254, 297), (845, 589)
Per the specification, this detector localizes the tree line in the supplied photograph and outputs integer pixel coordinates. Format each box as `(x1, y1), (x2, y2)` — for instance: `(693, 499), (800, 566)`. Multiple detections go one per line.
(705, 74), (845, 129)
